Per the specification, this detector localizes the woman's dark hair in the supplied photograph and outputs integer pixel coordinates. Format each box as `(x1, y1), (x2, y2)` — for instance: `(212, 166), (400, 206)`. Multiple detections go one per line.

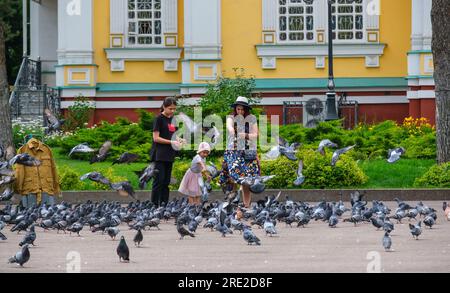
(160, 97), (177, 112)
(232, 105), (250, 117)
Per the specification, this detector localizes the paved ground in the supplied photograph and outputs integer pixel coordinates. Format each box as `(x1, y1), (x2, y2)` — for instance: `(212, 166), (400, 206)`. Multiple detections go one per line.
(1, 201), (449, 273)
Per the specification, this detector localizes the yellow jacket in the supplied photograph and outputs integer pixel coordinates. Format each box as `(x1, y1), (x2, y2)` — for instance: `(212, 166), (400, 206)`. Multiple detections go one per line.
(14, 138), (61, 202)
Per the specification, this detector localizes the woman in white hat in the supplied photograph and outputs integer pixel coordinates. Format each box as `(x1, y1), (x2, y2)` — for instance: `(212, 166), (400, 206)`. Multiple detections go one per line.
(178, 142), (212, 205)
(218, 96), (260, 208)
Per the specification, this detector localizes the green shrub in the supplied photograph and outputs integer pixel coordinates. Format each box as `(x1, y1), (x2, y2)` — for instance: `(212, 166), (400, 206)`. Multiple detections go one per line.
(58, 166), (84, 191)
(63, 95), (95, 132)
(401, 132), (436, 159)
(136, 109), (155, 131)
(414, 163), (450, 188)
(261, 149), (368, 189)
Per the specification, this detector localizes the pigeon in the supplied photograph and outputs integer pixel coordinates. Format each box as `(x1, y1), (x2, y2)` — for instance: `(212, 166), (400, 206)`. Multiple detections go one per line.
(0, 231), (6, 240)
(387, 147), (406, 163)
(112, 152), (139, 165)
(80, 172), (111, 186)
(243, 226), (261, 245)
(317, 139), (338, 155)
(67, 221), (84, 236)
(331, 145), (355, 166)
(0, 186), (14, 201)
(136, 162), (159, 189)
(0, 176), (15, 187)
(19, 225), (36, 246)
(147, 218), (161, 230)
(177, 222), (195, 240)
(110, 181), (136, 200)
(293, 160), (305, 186)
(44, 108), (65, 134)
(8, 244), (30, 267)
(263, 215), (277, 236)
(106, 227), (120, 240)
(383, 232), (392, 252)
(69, 143), (95, 157)
(236, 175), (276, 194)
(370, 217), (384, 230)
(206, 162), (220, 179)
(216, 209), (233, 237)
(0, 161), (14, 176)
(328, 212), (339, 228)
(90, 141), (112, 164)
(9, 153), (41, 167)
(423, 215), (435, 229)
(409, 221), (422, 240)
(205, 126), (221, 148)
(133, 229), (143, 247)
(263, 137), (300, 161)
(177, 112), (202, 134)
(198, 177), (209, 202)
(116, 236), (130, 262)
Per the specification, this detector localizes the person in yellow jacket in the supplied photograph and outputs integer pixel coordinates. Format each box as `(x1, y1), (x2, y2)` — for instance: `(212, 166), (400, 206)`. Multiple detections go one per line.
(14, 136), (61, 207)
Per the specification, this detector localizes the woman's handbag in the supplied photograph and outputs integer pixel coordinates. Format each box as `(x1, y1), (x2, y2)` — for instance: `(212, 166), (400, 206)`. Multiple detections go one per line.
(243, 149), (257, 161)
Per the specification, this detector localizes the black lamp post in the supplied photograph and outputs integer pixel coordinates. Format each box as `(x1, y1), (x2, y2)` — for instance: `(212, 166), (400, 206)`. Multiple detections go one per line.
(325, 0), (339, 121)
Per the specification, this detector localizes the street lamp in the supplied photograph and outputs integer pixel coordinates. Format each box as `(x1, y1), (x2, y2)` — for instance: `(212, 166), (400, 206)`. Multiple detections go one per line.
(325, 0), (339, 121)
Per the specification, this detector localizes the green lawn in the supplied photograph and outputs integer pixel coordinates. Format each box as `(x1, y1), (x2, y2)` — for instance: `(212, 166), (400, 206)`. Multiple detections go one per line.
(358, 159), (435, 188)
(53, 147), (436, 190)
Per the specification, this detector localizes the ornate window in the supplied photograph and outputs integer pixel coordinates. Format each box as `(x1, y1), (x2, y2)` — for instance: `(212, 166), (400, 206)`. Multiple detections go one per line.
(330, 0), (364, 41)
(127, 0), (163, 46)
(278, 0), (315, 42)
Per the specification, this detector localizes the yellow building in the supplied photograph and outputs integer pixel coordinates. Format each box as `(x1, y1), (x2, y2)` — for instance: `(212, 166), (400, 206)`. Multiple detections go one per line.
(26, 0), (435, 125)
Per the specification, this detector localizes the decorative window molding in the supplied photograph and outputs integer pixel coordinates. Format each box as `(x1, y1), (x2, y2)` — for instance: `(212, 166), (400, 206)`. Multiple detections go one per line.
(256, 43), (386, 68)
(126, 0), (163, 47)
(104, 47), (182, 71)
(278, 0), (315, 43)
(330, 0), (365, 42)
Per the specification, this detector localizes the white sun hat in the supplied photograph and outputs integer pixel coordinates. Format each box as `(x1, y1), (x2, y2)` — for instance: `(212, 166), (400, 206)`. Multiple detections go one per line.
(197, 142), (211, 154)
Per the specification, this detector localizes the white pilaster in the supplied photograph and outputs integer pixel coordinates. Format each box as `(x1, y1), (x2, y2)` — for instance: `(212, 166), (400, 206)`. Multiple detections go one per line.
(110, 0), (127, 35)
(184, 0), (222, 59)
(411, 0), (424, 50)
(315, 0), (327, 31)
(58, 0), (93, 65)
(422, 0), (432, 50)
(163, 0), (178, 34)
(262, 0), (277, 31)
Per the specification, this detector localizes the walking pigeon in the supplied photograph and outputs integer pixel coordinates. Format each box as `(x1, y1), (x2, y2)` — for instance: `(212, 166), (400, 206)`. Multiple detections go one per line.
(8, 244), (30, 267)
(116, 236), (130, 262)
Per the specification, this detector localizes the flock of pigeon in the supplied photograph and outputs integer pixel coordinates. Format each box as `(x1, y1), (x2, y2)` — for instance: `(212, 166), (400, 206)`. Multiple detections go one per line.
(0, 110), (437, 268)
(1, 191), (449, 267)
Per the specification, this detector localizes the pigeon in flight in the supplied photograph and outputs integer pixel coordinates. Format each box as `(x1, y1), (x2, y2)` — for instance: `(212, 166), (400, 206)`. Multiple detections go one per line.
(136, 162), (159, 189)
(263, 137), (300, 161)
(80, 172), (111, 186)
(116, 236), (130, 262)
(331, 145), (356, 166)
(387, 147), (406, 163)
(69, 143), (95, 157)
(90, 141), (112, 164)
(236, 175), (276, 194)
(112, 152), (139, 165)
(44, 108), (65, 135)
(8, 244), (30, 267)
(9, 153), (41, 167)
(293, 160), (305, 186)
(177, 112), (202, 134)
(317, 139), (338, 155)
(110, 181), (136, 200)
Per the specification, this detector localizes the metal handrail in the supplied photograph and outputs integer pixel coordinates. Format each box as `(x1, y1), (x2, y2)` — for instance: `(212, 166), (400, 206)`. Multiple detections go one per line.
(9, 56), (28, 105)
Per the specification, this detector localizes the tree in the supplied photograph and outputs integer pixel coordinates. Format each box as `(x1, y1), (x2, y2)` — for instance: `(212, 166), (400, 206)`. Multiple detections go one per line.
(0, 0), (17, 149)
(431, 0), (450, 164)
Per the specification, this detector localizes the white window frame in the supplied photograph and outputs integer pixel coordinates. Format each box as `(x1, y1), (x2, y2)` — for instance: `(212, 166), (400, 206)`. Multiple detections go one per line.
(126, 0), (164, 48)
(330, 0), (366, 44)
(277, 0), (316, 44)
